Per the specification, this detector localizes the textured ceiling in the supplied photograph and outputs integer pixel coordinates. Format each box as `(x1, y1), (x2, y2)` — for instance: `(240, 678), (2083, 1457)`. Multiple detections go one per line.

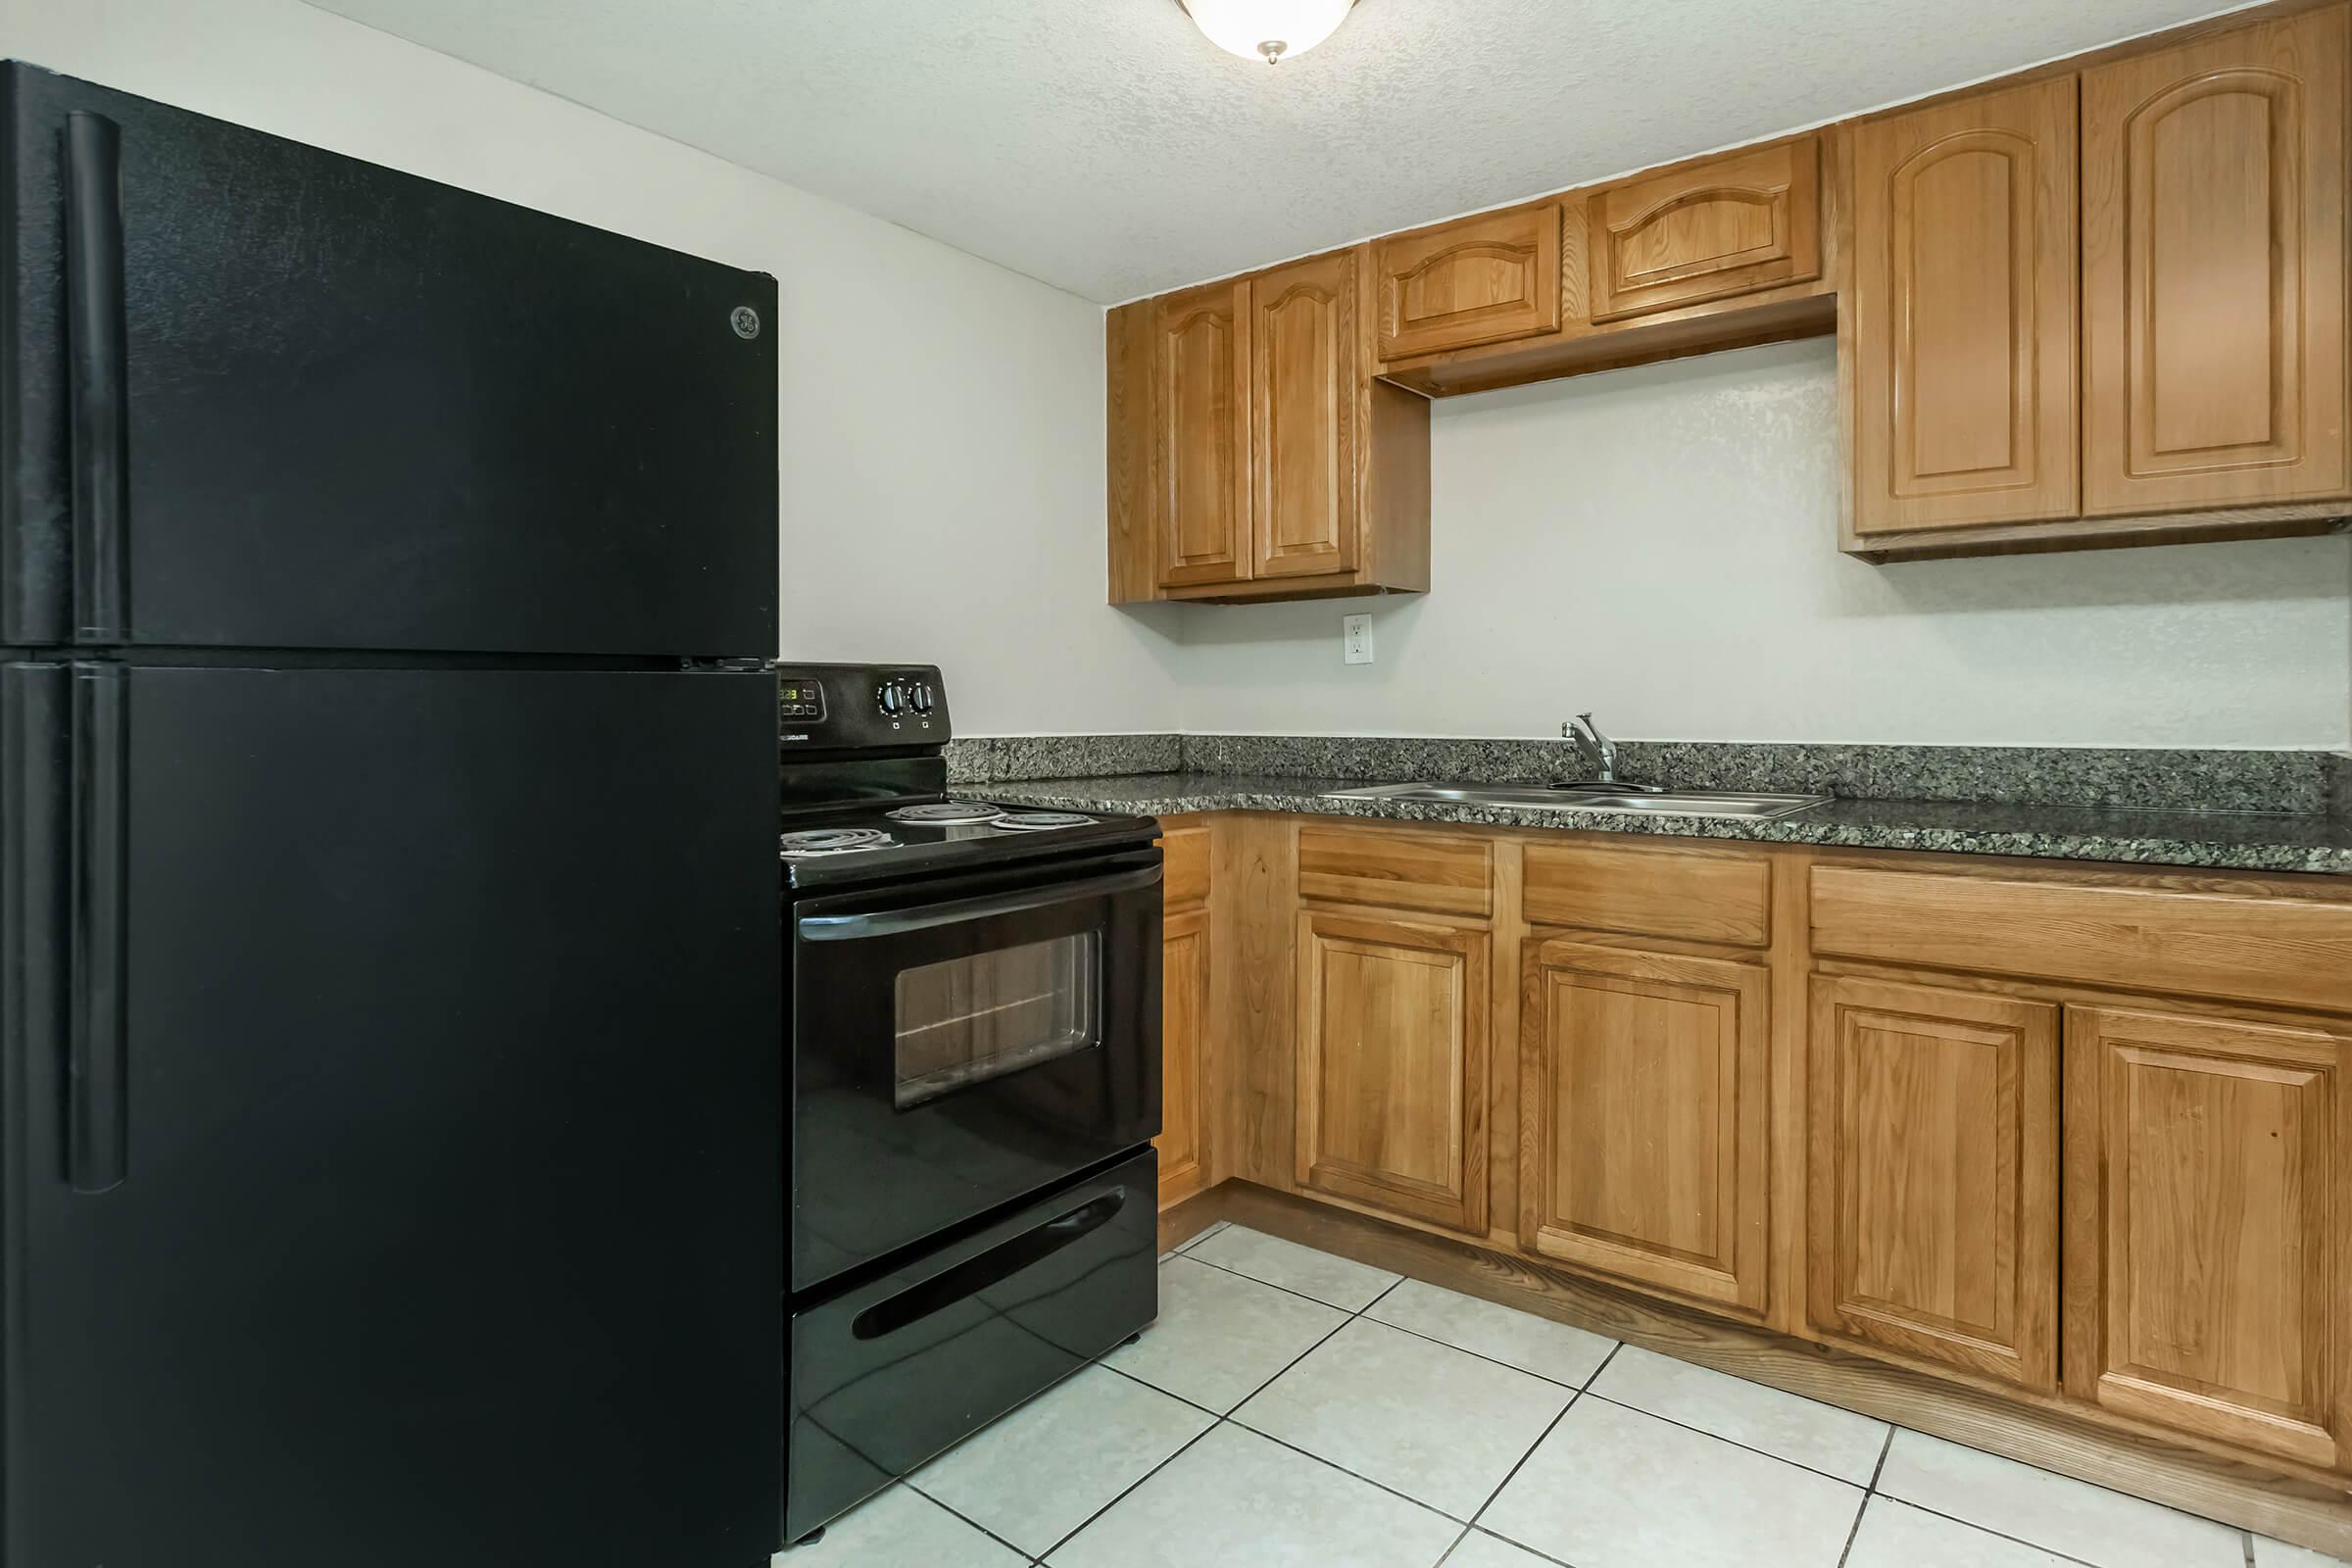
(303, 0), (2245, 303)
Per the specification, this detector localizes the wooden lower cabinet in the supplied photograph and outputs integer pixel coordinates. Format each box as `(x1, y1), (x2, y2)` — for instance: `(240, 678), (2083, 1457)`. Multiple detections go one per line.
(1807, 976), (2061, 1389)
(1521, 938), (1770, 1313)
(1156, 824), (1212, 1207)
(1157, 905), (1211, 1205)
(1294, 907), (1490, 1234)
(2064, 1004), (2352, 1470)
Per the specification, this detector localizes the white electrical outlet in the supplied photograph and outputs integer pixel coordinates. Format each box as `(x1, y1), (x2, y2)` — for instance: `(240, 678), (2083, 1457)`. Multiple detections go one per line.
(1343, 613), (1374, 664)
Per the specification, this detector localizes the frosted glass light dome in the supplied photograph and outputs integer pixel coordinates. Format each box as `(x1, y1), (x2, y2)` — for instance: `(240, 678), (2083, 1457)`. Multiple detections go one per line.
(1182, 0), (1357, 64)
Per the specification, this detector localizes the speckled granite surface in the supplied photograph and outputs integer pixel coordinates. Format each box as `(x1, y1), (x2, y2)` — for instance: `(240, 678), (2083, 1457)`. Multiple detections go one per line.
(977, 771), (2352, 875)
(945, 734), (1181, 784)
(1167, 736), (2343, 814)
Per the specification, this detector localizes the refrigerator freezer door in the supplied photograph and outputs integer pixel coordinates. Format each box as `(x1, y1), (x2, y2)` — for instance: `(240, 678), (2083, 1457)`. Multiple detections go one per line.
(2, 64), (776, 656)
(1, 663), (782, 1567)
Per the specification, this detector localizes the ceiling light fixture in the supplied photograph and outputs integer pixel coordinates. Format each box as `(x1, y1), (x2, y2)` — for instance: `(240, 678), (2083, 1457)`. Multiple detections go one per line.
(1180, 0), (1358, 66)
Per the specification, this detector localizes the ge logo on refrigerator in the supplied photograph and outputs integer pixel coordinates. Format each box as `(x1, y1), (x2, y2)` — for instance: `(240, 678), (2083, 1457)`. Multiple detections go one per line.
(730, 306), (761, 340)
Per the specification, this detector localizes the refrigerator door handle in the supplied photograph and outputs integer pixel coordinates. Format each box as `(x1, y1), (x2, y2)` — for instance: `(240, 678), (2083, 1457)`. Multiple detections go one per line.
(68, 662), (128, 1193)
(65, 110), (131, 642)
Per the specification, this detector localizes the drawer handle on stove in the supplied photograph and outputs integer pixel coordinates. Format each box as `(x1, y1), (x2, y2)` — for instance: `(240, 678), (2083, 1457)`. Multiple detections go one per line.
(797, 864), (1162, 941)
(852, 1189), (1128, 1341)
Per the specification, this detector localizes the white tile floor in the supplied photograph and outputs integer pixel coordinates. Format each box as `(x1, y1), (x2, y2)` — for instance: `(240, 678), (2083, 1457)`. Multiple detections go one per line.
(779, 1222), (2352, 1568)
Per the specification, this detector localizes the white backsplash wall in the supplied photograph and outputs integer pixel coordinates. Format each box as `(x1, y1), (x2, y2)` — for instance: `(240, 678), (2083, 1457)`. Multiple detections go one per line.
(1161, 337), (2352, 749)
(5, 0), (1191, 738)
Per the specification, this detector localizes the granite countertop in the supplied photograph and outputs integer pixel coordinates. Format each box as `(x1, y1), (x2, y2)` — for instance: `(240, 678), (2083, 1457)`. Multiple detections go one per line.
(982, 771), (2352, 875)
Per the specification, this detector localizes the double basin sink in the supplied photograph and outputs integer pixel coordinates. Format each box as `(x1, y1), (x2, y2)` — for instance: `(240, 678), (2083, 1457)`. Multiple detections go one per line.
(1321, 782), (1831, 820)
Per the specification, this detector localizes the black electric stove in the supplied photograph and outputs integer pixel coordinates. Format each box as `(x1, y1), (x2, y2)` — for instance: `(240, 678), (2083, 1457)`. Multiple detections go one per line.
(775, 663), (1155, 889)
(774, 663), (1162, 1548)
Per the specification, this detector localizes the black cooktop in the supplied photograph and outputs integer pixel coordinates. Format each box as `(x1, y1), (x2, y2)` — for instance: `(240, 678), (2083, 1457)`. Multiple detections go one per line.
(778, 798), (1158, 891)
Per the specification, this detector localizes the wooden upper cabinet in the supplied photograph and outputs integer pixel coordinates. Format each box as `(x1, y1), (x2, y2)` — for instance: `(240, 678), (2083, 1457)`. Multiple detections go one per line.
(1153, 277), (1251, 588)
(1521, 939), (1770, 1314)
(1851, 78), (2081, 535)
(1807, 977), (2060, 1391)
(2082, 6), (2350, 515)
(1251, 251), (1359, 579)
(1374, 204), (1564, 361)
(1295, 908), (1490, 1234)
(2064, 1005), (2352, 1471)
(1587, 137), (1822, 322)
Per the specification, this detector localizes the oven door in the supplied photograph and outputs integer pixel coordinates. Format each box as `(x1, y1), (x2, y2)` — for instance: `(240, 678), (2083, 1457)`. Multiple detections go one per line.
(789, 845), (1161, 1294)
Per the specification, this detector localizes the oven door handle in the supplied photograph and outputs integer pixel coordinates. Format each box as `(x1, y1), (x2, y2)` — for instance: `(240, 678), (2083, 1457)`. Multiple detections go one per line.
(797, 863), (1162, 942)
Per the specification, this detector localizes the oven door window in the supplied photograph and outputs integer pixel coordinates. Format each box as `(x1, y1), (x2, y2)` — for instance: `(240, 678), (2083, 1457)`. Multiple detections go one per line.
(893, 932), (1101, 1108)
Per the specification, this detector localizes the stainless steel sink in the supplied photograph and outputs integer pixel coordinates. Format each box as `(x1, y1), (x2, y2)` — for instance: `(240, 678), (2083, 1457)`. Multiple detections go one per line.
(1321, 782), (1831, 820)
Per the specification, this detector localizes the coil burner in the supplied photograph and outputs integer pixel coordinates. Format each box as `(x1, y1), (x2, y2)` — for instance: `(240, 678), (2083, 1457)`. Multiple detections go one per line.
(883, 802), (1007, 825)
(779, 827), (895, 858)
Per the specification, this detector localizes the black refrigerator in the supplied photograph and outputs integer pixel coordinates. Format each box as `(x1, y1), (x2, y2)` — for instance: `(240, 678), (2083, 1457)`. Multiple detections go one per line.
(0, 63), (784, 1567)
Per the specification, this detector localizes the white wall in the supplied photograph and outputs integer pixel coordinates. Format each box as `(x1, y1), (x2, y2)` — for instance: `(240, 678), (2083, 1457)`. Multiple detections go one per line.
(10, 2), (2346, 749)
(1, 0), (1190, 735)
(1161, 338), (2352, 748)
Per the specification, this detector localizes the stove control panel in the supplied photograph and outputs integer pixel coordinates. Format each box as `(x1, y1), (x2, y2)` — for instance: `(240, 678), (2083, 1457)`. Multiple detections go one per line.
(776, 662), (951, 752)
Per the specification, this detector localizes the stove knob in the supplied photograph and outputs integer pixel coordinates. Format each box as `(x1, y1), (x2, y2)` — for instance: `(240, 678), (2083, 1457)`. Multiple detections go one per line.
(909, 683), (935, 714)
(876, 683), (903, 715)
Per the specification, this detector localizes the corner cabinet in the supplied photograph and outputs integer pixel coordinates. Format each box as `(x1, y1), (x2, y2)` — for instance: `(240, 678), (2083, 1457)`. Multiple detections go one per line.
(1107, 249), (1431, 605)
(2063, 1004), (2352, 1471)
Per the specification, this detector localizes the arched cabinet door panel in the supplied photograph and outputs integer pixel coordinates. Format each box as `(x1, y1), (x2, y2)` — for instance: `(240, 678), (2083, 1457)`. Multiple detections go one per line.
(1588, 137), (1821, 322)
(1251, 252), (1360, 580)
(1850, 77), (2080, 535)
(2082, 6), (2349, 514)
(1374, 205), (1563, 361)
(1153, 278), (1252, 588)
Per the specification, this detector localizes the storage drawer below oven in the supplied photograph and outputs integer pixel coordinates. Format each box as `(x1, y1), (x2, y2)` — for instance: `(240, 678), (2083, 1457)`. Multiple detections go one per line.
(784, 1149), (1158, 1544)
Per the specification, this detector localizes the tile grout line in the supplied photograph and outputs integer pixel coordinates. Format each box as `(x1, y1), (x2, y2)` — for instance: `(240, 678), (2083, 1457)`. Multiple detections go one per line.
(1859, 1494), (2113, 1568)
(1833, 1426), (1898, 1568)
(1175, 1244), (1402, 1315)
(890, 1479), (1050, 1565)
(1180, 1247), (1617, 1396)
(1027, 1257), (1379, 1565)
(1572, 1388), (1882, 1492)
(1864, 1425), (1894, 1493)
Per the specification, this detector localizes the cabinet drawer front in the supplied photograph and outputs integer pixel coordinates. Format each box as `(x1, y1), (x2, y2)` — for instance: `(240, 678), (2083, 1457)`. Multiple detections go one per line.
(1808, 977), (2060, 1389)
(1161, 824), (1211, 910)
(1590, 137), (1822, 322)
(1523, 940), (1771, 1312)
(1523, 840), (1771, 947)
(1298, 824), (1493, 917)
(1809, 865), (2352, 1014)
(1374, 205), (1563, 361)
(2066, 1005), (2350, 1469)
